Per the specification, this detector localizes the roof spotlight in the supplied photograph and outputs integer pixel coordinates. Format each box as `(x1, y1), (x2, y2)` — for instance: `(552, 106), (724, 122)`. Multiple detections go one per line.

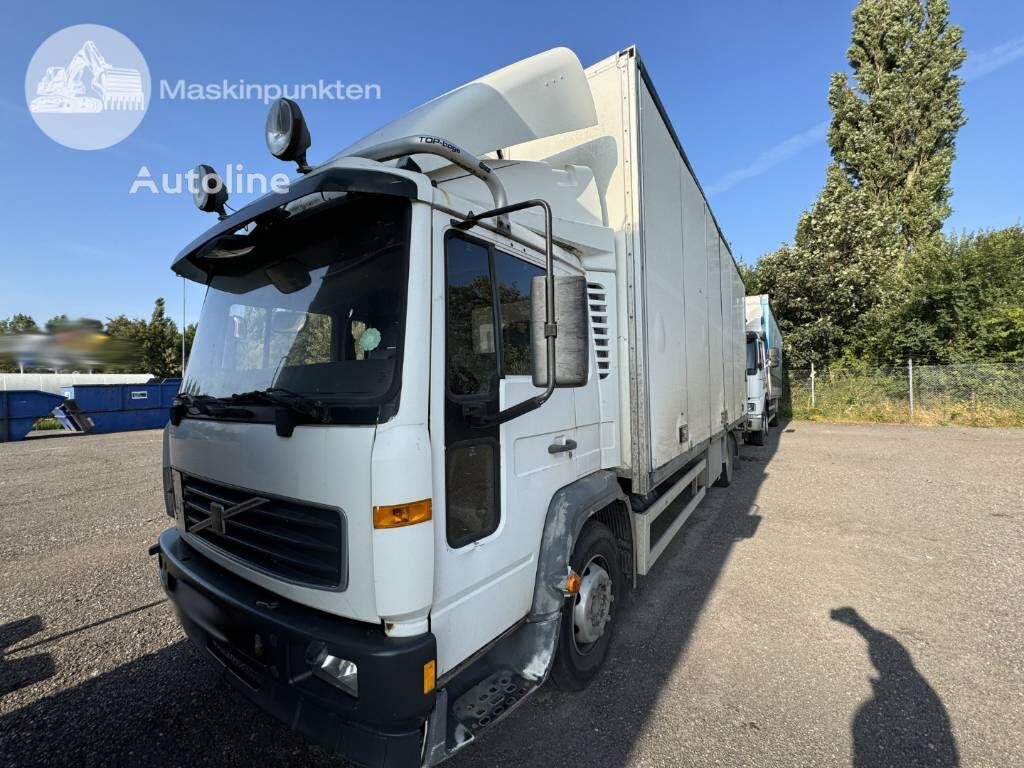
(265, 98), (312, 173)
(191, 164), (228, 219)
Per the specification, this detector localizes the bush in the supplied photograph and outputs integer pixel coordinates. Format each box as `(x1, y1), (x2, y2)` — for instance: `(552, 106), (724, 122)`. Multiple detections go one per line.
(786, 364), (1024, 427)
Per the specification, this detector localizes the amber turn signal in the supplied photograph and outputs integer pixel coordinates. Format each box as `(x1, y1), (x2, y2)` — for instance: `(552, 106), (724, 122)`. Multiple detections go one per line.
(373, 499), (432, 529)
(423, 659), (436, 694)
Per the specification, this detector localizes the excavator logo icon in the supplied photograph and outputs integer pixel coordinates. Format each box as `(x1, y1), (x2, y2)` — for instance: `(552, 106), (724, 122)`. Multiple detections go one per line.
(30, 40), (144, 115)
(25, 24), (150, 150)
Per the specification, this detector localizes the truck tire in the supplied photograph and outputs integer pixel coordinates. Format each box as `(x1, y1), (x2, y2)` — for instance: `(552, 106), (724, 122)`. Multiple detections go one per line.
(748, 427), (765, 446)
(714, 433), (736, 487)
(551, 521), (621, 692)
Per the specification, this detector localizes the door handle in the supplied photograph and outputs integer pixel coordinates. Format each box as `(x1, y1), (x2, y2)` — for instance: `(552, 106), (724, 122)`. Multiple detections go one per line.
(548, 438), (577, 454)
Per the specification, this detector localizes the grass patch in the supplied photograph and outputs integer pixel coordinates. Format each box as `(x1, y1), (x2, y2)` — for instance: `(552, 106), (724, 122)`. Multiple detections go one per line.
(786, 370), (1024, 428)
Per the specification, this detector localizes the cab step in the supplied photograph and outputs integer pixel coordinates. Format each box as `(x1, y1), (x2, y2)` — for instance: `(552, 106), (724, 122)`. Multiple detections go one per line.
(423, 619), (560, 765)
(450, 670), (535, 746)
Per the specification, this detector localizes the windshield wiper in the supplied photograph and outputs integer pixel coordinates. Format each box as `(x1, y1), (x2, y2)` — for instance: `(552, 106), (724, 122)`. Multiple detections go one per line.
(170, 393), (254, 426)
(227, 388), (332, 423)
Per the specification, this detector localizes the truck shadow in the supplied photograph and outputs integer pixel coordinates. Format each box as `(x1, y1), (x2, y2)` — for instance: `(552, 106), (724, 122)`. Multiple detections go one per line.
(0, 425), (785, 768)
(831, 607), (960, 768)
(0, 638), (340, 767)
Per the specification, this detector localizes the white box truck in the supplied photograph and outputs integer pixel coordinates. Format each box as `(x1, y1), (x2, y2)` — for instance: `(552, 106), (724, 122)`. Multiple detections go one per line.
(743, 294), (783, 444)
(153, 46), (748, 768)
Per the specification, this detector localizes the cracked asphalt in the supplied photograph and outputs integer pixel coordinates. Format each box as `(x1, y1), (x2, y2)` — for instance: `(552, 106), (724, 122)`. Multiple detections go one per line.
(1, 422), (1022, 767)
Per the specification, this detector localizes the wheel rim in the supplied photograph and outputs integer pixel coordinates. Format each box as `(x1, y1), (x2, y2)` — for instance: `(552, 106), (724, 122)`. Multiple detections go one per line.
(571, 555), (613, 655)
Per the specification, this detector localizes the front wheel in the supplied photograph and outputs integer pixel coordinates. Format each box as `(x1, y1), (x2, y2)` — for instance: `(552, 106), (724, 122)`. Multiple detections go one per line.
(550, 522), (622, 692)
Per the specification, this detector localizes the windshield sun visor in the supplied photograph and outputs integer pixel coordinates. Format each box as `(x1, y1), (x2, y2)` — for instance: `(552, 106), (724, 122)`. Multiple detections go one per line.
(172, 168), (419, 283)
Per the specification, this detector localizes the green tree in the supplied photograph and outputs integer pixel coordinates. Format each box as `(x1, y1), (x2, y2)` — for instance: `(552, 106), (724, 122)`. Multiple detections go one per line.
(183, 322), (197, 369)
(3, 314), (40, 333)
(104, 314), (147, 372)
(105, 299), (185, 377)
(749, 0), (966, 367)
(143, 298), (182, 378)
(0, 315), (41, 371)
(862, 226), (1024, 363)
(751, 164), (904, 369)
(45, 314), (70, 332)
(827, 0), (965, 254)
(737, 262), (761, 295)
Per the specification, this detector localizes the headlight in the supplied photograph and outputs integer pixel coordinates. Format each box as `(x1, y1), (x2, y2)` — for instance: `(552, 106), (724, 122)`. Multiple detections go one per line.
(191, 164), (228, 217)
(265, 98), (294, 157)
(265, 98), (312, 171)
(306, 641), (358, 697)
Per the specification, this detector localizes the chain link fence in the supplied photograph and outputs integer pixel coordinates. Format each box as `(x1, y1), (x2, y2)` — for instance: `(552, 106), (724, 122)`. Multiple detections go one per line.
(786, 362), (1024, 427)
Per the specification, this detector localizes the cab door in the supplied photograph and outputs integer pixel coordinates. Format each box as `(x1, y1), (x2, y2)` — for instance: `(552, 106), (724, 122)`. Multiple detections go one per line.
(429, 220), (577, 674)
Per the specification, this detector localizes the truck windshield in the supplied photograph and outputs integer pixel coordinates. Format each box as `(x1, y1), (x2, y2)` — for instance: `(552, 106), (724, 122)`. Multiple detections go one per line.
(182, 194), (410, 423)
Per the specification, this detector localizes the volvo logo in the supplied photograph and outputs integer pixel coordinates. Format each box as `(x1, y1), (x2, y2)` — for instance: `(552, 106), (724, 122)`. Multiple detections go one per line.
(188, 496), (268, 536)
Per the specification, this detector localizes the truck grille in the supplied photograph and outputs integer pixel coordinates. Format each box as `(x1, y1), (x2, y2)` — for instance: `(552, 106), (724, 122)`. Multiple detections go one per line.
(180, 474), (345, 589)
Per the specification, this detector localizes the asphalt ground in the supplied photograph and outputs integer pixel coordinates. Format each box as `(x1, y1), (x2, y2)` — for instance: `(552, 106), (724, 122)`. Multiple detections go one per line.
(1, 422), (1021, 767)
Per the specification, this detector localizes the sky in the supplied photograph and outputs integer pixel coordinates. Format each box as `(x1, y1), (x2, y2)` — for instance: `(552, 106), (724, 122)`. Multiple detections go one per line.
(1, 0), (1022, 331)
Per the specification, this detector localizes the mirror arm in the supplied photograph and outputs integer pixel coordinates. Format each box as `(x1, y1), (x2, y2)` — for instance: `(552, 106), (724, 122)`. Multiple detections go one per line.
(470, 393), (546, 429)
(455, 199), (557, 428)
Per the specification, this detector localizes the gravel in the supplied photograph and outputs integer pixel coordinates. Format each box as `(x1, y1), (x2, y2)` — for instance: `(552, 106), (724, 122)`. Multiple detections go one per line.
(1, 422), (1021, 767)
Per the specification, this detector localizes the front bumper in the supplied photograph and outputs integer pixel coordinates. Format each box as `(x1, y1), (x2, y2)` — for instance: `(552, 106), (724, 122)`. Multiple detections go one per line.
(156, 528), (435, 768)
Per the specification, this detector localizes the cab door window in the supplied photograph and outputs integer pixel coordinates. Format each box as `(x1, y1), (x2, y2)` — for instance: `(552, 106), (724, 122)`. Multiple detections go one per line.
(494, 251), (543, 376)
(446, 237), (499, 398)
(445, 235), (500, 547)
(443, 234), (544, 548)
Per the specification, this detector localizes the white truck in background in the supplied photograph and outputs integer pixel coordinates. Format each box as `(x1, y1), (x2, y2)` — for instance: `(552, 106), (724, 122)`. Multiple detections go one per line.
(744, 294), (783, 445)
(153, 46), (748, 768)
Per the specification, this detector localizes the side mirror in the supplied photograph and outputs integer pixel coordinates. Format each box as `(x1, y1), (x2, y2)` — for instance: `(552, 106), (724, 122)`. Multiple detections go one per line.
(767, 347), (780, 368)
(530, 275), (589, 388)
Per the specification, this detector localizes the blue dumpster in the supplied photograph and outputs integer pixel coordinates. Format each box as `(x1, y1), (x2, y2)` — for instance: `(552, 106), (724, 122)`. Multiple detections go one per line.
(0, 390), (66, 442)
(61, 379), (182, 434)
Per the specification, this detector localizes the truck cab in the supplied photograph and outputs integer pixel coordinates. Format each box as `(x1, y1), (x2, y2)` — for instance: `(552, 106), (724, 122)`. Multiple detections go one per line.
(159, 154), (598, 765)
(743, 294), (783, 445)
(745, 331), (772, 443)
